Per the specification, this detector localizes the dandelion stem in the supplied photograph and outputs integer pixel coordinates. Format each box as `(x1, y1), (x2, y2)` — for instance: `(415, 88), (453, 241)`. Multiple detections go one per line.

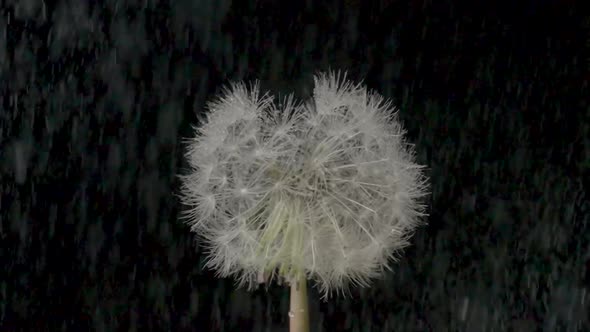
(289, 274), (310, 332)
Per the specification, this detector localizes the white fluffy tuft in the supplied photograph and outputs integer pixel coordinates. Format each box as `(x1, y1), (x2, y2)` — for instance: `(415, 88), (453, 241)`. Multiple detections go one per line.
(179, 71), (430, 299)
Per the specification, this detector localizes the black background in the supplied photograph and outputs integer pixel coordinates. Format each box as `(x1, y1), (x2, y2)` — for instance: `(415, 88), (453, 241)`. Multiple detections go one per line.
(1, 0), (588, 331)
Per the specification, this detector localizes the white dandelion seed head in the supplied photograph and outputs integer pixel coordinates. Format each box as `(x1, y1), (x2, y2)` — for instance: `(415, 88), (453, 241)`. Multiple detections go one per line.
(179, 71), (430, 300)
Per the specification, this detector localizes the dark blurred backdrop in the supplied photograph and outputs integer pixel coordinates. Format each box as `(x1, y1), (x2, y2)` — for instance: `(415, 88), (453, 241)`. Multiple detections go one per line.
(1, 0), (588, 331)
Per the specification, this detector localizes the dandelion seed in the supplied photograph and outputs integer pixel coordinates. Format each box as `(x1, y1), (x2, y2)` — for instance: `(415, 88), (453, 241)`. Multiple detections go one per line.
(179, 70), (430, 306)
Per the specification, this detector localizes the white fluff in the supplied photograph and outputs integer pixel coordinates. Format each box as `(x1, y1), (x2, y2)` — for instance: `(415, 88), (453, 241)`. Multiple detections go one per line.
(179, 71), (430, 299)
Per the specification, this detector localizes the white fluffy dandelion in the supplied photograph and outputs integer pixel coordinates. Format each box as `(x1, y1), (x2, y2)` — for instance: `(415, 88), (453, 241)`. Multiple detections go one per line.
(179, 71), (429, 330)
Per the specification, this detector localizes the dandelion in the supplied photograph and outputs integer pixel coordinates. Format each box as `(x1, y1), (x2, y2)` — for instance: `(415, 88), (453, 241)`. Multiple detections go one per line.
(179, 71), (430, 331)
